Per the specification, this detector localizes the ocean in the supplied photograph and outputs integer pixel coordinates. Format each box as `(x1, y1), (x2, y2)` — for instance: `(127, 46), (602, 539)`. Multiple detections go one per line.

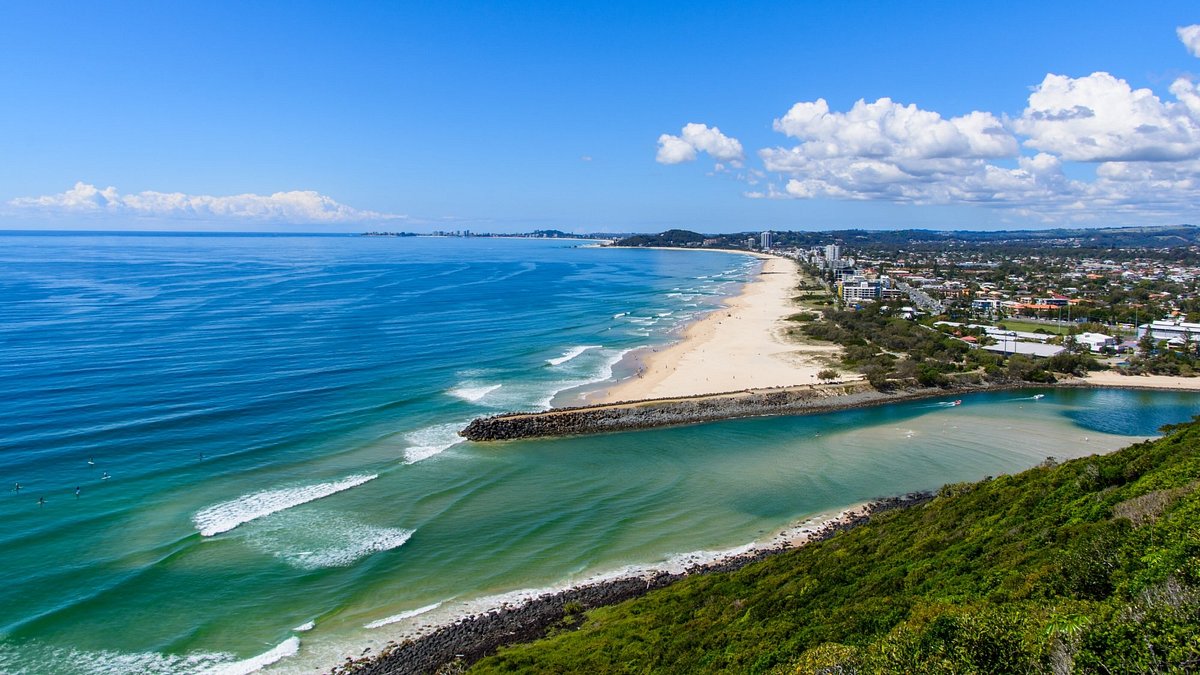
(0, 232), (1196, 674)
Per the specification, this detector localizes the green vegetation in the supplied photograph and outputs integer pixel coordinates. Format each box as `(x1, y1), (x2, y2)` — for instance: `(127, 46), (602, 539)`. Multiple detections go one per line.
(798, 304), (1099, 388)
(1124, 333), (1200, 377)
(615, 229), (707, 247)
(995, 319), (1072, 336)
(472, 419), (1200, 674)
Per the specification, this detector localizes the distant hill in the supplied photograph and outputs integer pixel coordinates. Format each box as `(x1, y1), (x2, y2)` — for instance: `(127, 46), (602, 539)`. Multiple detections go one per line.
(710, 224), (1200, 252)
(609, 224), (1200, 253)
(472, 417), (1200, 673)
(615, 229), (707, 248)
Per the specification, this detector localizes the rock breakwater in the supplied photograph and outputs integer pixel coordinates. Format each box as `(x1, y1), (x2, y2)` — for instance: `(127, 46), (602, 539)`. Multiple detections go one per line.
(460, 381), (880, 442)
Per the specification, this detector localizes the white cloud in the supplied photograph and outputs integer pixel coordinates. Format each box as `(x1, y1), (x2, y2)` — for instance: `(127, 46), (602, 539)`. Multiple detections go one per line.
(755, 97), (1029, 206)
(8, 182), (404, 223)
(773, 98), (1017, 160)
(653, 26), (1200, 223)
(655, 134), (696, 164)
(1179, 24), (1200, 58)
(1014, 72), (1200, 162)
(656, 123), (743, 165)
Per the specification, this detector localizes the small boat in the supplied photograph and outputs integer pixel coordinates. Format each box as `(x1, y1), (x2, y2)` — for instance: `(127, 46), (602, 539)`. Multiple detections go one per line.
(1032, 394), (1045, 400)
(950, 400), (962, 406)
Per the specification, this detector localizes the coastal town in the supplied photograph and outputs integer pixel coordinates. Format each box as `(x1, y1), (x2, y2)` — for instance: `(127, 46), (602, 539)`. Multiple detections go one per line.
(612, 225), (1200, 383)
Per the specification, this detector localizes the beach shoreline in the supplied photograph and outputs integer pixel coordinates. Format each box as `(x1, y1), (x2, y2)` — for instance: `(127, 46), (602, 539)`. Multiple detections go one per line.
(1078, 370), (1200, 391)
(590, 251), (846, 405)
(335, 492), (933, 675)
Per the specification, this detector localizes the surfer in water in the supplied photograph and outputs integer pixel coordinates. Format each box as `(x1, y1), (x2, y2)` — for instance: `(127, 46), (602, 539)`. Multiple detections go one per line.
(38, 496), (45, 507)
(101, 472), (110, 480)
(75, 486), (81, 498)
(13, 482), (20, 493)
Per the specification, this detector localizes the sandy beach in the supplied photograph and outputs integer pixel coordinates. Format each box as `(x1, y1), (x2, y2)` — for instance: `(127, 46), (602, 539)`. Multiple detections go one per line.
(1081, 370), (1200, 391)
(595, 253), (845, 403)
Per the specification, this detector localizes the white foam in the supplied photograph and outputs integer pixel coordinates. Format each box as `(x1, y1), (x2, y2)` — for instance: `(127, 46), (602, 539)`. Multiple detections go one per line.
(448, 383), (502, 402)
(0, 641), (233, 675)
(613, 312), (626, 319)
(363, 602), (444, 629)
(194, 475), (378, 536)
(293, 621), (315, 632)
(0, 637), (302, 675)
(403, 422), (467, 464)
(244, 512), (415, 569)
(201, 637), (299, 675)
(288, 528), (412, 569)
(547, 345), (601, 366)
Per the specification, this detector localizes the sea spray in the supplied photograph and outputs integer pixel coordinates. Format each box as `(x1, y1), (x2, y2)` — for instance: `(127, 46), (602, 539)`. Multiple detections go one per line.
(201, 637), (299, 675)
(364, 602), (444, 629)
(193, 475), (378, 536)
(546, 345), (601, 366)
(403, 422), (468, 463)
(447, 383), (503, 402)
(243, 511), (415, 569)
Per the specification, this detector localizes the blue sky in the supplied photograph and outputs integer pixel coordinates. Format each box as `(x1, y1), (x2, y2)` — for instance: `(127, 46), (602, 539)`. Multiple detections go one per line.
(2, 1), (1199, 232)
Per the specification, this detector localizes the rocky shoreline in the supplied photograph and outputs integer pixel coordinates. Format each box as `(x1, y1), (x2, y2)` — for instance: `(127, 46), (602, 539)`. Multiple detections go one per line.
(333, 491), (934, 675)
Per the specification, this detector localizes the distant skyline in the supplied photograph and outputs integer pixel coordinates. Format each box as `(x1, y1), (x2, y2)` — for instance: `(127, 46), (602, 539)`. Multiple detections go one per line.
(2, 2), (1199, 233)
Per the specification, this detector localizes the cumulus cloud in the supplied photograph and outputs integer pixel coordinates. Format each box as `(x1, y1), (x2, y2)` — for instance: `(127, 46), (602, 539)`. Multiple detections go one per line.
(656, 123), (744, 165)
(654, 25), (1200, 222)
(755, 97), (1027, 206)
(1180, 24), (1200, 58)
(772, 98), (1017, 160)
(8, 182), (404, 223)
(1014, 72), (1200, 161)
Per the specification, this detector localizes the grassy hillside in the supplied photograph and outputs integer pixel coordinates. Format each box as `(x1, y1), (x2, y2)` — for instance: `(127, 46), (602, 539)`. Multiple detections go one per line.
(471, 419), (1200, 674)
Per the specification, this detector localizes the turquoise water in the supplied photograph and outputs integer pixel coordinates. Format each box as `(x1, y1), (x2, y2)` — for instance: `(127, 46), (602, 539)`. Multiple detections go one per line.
(0, 233), (1196, 674)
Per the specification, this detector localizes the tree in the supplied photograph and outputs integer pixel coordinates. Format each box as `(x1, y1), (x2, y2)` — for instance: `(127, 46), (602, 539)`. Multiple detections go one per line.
(1138, 332), (1156, 358)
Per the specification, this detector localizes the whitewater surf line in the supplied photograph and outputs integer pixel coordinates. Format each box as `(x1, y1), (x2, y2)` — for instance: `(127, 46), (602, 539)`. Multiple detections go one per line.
(193, 475), (378, 536)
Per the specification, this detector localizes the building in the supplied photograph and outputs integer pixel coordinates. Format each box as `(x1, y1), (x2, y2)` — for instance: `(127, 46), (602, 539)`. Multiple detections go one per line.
(840, 278), (884, 302)
(761, 231), (773, 250)
(1138, 318), (1200, 344)
(832, 266), (859, 282)
(971, 298), (1001, 314)
(824, 244), (840, 263)
(1034, 295), (1070, 307)
(982, 339), (1066, 358)
(1076, 332), (1116, 353)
